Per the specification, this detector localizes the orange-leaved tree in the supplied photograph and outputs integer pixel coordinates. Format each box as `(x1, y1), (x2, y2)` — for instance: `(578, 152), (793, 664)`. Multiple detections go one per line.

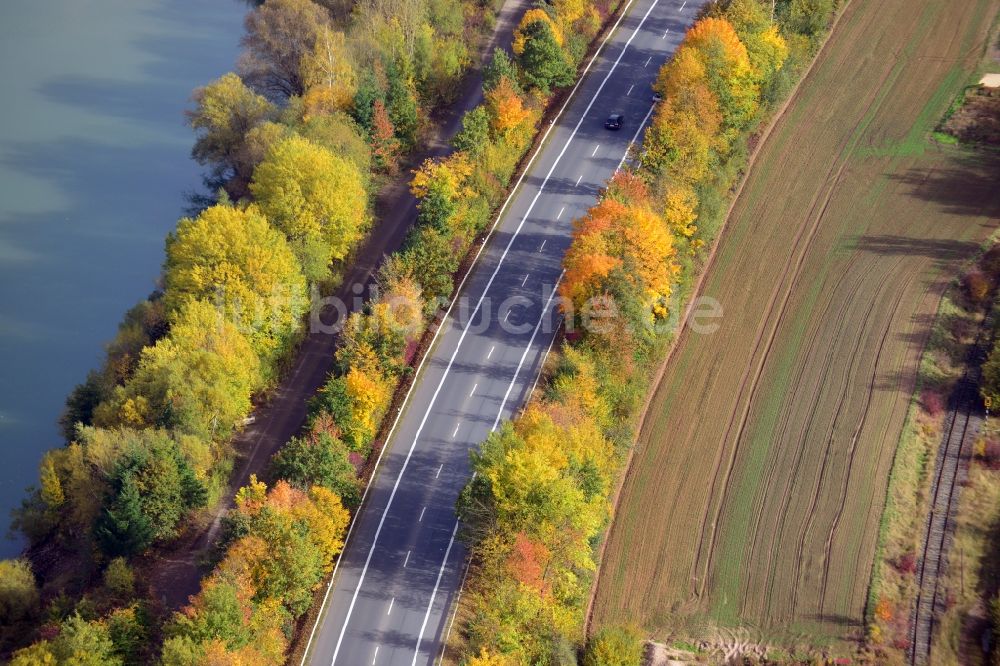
(679, 16), (758, 131)
(485, 76), (532, 137)
(560, 174), (679, 321)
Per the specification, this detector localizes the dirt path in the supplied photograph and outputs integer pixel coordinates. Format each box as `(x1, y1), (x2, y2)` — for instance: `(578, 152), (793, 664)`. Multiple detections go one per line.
(146, 0), (528, 610)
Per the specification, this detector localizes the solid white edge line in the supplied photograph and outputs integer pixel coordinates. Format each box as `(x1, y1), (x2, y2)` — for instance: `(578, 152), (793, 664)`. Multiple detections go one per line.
(438, 557), (473, 662)
(415, 273), (565, 664)
(301, 0), (653, 662)
(524, 315), (564, 411)
(616, 101), (657, 173)
(490, 273), (565, 433)
(410, 521), (460, 666)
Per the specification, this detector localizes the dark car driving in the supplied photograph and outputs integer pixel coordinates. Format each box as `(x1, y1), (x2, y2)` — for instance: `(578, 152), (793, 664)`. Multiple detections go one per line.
(604, 113), (624, 130)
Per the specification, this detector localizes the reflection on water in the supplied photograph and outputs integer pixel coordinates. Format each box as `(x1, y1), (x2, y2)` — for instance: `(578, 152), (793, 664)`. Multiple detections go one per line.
(0, 0), (245, 555)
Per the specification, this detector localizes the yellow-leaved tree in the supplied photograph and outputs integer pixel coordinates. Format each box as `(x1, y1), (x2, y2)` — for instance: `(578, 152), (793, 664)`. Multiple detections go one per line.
(95, 299), (262, 441)
(300, 26), (357, 117)
(560, 191), (679, 321)
(680, 17), (759, 131)
(646, 46), (724, 181)
(512, 8), (563, 54)
(163, 203), (307, 369)
(188, 72), (275, 199)
(343, 351), (393, 448)
(251, 134), (369, 282)
(466, 649), (514, 666)
(724, 0), (789, 81)
(552, 0), (585, 25)
(485, 76), (532, 136)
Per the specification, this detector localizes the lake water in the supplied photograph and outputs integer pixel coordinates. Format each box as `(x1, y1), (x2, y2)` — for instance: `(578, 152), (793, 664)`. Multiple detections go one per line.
(0, 1), (246, 557)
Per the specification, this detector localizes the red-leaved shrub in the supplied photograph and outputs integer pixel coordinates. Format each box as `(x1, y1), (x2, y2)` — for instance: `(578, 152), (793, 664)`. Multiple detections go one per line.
(895, 552), (916, 574)
(964, 269), (990, 304)
(921, 389), (945, 417)
(982, 435), (1000, 470)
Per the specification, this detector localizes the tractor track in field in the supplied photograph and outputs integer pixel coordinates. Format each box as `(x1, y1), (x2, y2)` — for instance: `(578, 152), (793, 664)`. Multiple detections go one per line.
(908, 373), (981, 664)
(689, 163), (836, 600)
(691, 77), (888, 601)
(817, 281), (908, 617)
(689, 42), (904, 600)
(751, 254), (876, 618)
(785, 269), (901, 620)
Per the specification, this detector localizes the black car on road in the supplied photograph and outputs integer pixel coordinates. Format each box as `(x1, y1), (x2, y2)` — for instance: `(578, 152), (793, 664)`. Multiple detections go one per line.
(604, 113), (624, 130)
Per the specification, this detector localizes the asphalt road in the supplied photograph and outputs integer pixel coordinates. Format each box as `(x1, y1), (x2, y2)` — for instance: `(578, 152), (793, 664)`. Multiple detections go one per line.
(303, 0), (707, 663)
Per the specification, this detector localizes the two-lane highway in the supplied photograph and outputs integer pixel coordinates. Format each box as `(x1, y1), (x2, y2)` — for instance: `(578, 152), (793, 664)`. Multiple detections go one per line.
(303, 0), (707, 663)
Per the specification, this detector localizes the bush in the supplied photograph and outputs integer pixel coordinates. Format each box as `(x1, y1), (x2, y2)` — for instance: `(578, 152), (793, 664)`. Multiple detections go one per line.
(920, 388), (945, 417)
(583, 626), (644, 666)
(107, 604), (150, 664)
(981, 343), (1000, 408)
(982, 435), (1000, 470)
(92, 429), (208, 557)
(11, 614), (122, 666)
(270, 432), (361, 507)
(964, 269), (990, 304)
(162, 479), (350, 664)
(103, 557), (136, 598)
(895, 552), (916, 575)
(0, 559), (39, 623)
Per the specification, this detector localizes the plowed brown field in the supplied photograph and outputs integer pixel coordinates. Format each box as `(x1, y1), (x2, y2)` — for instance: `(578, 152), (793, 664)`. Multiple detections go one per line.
(593, 0), (1000, 646)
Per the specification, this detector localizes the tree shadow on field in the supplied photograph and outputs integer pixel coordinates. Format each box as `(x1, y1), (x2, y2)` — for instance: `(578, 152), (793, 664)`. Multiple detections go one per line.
(848, 235), (979, 267)
(800, 612), (863, 630)
(886, 152), (1000, 219)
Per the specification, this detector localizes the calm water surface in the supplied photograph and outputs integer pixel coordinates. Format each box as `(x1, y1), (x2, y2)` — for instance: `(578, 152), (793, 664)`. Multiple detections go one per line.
(0, 1), (246, 556)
